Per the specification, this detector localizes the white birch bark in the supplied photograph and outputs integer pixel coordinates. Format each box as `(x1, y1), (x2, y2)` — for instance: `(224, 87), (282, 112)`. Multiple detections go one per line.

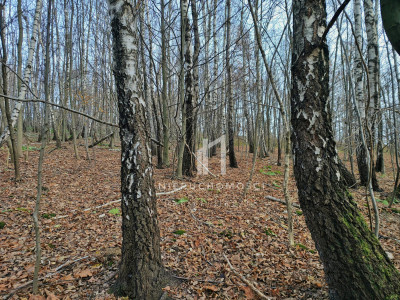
(0, 0), (43, 146)
(354, 0), (364, 119)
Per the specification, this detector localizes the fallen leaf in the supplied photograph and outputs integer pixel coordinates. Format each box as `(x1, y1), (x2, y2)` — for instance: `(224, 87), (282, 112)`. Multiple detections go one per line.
(61, 274), (74, 281)
(75, 269), (93, 278)
(203, 285), (219, 292)
(241, 286), (255, 299)
(28, 295), (46, 300)
(45, 289), (59, 300)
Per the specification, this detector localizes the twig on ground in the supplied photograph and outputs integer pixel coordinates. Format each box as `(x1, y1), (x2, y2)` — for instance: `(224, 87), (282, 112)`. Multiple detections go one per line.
(156, 185), (187, 196)
(4, 256), (90, 299)
(55, 256), (90, 272)
(55, 185), (186, 220)
(266, 195), (301, 208)
(223, 253), (274, 300)
(380, 234), (400, 245)
(54, 199), (121, 219)
(189, 208), (213, 227)
(171, 275), (221, 284)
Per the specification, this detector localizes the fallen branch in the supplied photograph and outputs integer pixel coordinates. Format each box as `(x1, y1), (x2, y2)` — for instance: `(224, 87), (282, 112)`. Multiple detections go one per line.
(89, 132), (114, 148)
(156, 184), (187, 196)
(171, 275), (221, 284)
(266, 195), (301, 208)
(55, 256), (90, 272)
(223, 253), (274, 300)
(55, 199), (121, 219)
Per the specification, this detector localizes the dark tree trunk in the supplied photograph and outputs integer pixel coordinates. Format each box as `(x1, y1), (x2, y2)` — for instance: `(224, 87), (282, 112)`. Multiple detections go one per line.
(108, 1), (167, 299)
(277, 114), (281, 166)
(226, 0), (238, 168)
(291, 0), (400, 299)
(357, 140), (381, 191)
(338, 159), (357, 188)
(182, 10), (195, 177)
(375, 118), (384, 173)
(375, 140), (384, 173)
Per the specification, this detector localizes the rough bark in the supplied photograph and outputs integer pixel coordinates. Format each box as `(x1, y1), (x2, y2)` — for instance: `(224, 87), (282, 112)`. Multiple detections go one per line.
(108, 1), (167, 298)
(381, 0), (400, 55)
(291, 0), (400, 298)
(338, 159), (357, 188)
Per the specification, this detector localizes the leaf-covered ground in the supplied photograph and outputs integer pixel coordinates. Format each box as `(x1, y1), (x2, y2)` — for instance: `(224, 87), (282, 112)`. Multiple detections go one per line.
(0, 142), (399, 299)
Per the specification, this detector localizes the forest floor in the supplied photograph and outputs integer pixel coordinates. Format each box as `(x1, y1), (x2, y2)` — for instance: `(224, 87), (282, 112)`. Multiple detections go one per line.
(0, 141), (399, 300)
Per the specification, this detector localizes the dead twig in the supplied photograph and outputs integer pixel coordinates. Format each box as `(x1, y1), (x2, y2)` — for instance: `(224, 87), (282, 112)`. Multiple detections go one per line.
(156, 184), (187, 196)
(171, 275), (221, 284)
(266, 195), (301, 208)
(55, 256), (90, 272)
(54, 199), (121, 219)
(4, 256), (90, 299)
(223, 253), (274, 300)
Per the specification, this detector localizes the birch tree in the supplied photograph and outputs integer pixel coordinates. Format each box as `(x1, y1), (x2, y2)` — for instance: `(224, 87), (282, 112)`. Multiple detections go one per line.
(291, 0), (400, 297)
(363, 0), (382, 187)
(0, 0), (42, 147)
(108, 1), (168, 298)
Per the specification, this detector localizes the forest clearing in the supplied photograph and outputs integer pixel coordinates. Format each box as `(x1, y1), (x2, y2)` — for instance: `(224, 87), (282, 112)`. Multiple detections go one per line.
(1, 142), (399, 299)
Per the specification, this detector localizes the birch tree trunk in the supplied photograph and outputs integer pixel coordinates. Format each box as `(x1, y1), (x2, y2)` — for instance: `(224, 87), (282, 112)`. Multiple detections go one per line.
(108, 1), (167, 298)
(291, 0), (400, 297)
(354, 0), (380, 191)
(1, 3), (20, 181)
(364, 0), (382, 184)
(0, 0), (42, 147)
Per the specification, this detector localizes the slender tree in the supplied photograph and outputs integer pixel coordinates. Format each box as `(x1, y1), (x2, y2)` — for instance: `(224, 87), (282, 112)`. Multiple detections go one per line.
(226, 0), (238, 168)
(33, 0), (52, 292)
(161, 0), (169, 167)
(182, 2), (195, 177)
